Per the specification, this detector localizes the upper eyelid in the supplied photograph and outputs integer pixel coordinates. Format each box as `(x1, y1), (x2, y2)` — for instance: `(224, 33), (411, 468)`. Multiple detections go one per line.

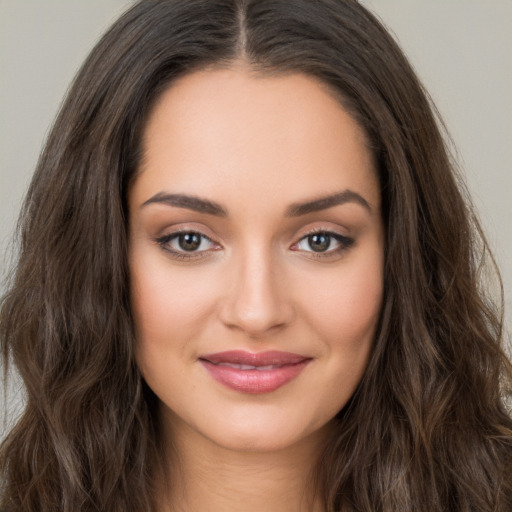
(301, 226), (343, 235)
(155, 226), (352, 249)
(157, 230), (217, 246)
(294, 230), (353, 247)
(295, 226), (351, 240)
(156, 226), (346, 239)
(156, 224), (219, 242)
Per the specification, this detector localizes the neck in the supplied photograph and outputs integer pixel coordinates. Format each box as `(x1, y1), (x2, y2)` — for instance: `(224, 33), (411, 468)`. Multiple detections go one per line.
(157, 410), (331, 512)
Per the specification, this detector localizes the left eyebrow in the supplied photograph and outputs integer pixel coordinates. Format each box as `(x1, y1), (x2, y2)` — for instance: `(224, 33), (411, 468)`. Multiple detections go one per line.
(285, 189), (372, 217)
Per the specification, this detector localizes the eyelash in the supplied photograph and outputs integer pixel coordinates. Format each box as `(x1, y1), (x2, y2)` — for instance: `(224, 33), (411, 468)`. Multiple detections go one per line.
(155, 230), (219, 261)
(155, 228), (355, 261)
(292, 228), (355, 260)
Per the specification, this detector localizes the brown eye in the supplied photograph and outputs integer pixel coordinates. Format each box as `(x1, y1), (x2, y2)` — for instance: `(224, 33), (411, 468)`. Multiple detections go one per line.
(156, 231), (219, 257)
(307, 233), (331, 252)
(178, 232), (201, 251)
(293, 231), (355, 256)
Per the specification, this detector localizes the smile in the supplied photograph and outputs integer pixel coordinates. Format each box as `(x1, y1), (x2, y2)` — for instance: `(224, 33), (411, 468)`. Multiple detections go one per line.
(199, 350), (312, 394)
(212, 363), (284, 370)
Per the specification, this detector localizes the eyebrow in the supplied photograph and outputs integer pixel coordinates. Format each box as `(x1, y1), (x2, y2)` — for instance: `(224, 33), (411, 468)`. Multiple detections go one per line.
(141, 189), (371, 217)
(285, 190), (372, 216)
(141, 192), (227, 216)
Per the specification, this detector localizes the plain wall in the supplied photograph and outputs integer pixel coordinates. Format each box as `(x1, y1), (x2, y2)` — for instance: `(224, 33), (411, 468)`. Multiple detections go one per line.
(1, 0), (511, 434)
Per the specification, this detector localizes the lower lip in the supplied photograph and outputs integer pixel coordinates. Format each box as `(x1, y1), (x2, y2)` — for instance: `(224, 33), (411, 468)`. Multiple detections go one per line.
(200, 360), (310, 394)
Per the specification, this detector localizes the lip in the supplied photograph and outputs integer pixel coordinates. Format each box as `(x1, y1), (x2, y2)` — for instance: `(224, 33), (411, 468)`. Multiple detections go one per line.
(199, 350), (312, 394)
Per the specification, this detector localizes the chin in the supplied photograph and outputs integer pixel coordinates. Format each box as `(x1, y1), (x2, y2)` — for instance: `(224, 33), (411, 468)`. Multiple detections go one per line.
(183, 408), (336, 455)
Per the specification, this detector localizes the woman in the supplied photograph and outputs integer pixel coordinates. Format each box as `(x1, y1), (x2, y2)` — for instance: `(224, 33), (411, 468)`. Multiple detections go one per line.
(1, 0), (511, 511)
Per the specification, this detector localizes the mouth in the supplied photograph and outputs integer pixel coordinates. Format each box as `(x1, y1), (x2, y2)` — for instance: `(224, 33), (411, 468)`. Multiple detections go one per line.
(199, 350), (312, 394)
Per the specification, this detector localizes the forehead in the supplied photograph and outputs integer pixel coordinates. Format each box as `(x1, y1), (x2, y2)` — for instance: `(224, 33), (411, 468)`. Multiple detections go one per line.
(133, 65), (379, 212)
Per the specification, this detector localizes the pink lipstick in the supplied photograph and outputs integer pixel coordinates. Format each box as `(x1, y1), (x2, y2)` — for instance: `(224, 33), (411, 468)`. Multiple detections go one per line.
(199, 350), (311, 394)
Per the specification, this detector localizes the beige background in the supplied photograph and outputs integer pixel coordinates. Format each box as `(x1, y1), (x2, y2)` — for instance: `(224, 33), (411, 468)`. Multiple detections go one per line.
(1, 1), (511, 433)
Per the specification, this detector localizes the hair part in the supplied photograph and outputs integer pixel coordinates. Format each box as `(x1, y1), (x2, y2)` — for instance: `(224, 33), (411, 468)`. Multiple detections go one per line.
(1, 1), (511, 511)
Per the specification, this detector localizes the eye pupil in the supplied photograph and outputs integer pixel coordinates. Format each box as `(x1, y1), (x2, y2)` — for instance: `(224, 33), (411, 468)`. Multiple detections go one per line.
(308, 233), (330, 252)
(178, 233), (201, 251)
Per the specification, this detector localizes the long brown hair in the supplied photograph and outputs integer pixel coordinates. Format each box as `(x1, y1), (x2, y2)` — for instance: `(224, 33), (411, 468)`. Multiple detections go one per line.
(1, 1), (511, 510)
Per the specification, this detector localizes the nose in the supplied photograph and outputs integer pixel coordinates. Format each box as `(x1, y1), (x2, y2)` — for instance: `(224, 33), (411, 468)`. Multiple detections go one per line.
(218, 247), (295, 338)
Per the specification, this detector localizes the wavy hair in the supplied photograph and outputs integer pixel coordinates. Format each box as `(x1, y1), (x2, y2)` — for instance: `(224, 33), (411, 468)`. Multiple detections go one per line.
(1, 1), (511, 510)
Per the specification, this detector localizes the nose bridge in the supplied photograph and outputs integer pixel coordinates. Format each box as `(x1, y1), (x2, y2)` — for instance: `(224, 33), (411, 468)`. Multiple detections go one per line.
(220, 240), (292, 336)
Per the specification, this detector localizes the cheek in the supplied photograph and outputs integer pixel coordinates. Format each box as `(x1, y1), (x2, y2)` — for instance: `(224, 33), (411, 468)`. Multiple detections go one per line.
(296, 250), (383, 354)
(130, 251), (219, 360)
(317, 276), (381, 339)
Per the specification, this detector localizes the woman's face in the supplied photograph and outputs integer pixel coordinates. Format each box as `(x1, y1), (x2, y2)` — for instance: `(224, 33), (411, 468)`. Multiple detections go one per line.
(129, 66), (384, 453)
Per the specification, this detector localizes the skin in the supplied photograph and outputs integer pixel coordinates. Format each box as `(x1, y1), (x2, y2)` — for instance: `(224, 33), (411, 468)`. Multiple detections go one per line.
(128, 64), (384, 512)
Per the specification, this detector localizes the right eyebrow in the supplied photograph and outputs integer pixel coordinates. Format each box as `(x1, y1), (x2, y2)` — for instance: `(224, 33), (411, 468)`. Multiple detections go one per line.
(141, 192), (227, 217)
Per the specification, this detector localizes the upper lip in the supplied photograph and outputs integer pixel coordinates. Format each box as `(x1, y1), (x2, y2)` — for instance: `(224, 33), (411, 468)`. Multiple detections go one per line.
(199, 350), (310, 366)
